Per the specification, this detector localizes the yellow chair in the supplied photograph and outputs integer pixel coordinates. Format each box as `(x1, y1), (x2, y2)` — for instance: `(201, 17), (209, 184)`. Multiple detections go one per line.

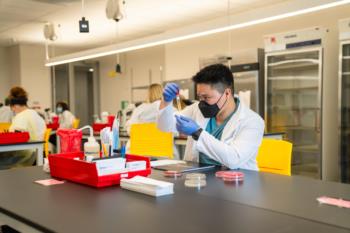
(130, 123), (173, 158)
(0, 122), (11, 132)
(44, 128), (52, 158)
(256, 138), (293, 176)
(72, 118), (80, 129)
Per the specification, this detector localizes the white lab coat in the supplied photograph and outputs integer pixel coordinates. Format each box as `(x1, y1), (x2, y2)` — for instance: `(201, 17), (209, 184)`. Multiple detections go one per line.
(58, 110), (75, 129)
(0, 106), (13, 123)
(157, 97), (265, 170)
(125, 101), (161, 134)
(125, 100), (180, 159)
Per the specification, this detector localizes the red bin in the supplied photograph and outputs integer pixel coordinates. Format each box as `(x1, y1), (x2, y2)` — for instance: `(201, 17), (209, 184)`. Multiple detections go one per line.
(57, 129), (82, 153)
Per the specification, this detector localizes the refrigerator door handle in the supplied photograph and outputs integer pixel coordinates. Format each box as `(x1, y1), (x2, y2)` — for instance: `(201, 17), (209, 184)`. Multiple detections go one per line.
(268, 58), (319, 67)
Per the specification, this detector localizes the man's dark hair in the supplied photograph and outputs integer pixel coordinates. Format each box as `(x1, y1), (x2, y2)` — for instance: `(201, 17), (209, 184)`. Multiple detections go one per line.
(192, 64), (234, 93)
(56, 101), (69, 111)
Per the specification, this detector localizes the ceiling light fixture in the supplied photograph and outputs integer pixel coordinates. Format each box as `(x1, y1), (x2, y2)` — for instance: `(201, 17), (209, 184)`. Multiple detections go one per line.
(45, 0), (350, 66)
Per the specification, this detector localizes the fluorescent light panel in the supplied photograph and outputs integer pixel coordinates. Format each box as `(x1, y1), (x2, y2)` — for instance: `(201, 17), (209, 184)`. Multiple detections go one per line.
(45, 0), (350, 66)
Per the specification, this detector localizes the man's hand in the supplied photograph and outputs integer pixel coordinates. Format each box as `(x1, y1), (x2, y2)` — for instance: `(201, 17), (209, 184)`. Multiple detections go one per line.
(175, 115), (200, 136)
(163, 83), (179, 102)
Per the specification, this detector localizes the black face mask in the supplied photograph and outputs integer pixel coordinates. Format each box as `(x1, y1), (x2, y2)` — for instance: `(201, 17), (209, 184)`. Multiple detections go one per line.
(198, 92), (226, 118)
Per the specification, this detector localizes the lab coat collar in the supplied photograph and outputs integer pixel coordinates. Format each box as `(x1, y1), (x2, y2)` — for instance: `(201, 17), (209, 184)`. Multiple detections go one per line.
(221, 96), (247, 139)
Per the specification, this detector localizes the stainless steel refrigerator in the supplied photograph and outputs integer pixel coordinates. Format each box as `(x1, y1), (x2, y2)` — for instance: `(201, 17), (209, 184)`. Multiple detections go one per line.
(339, 19), (350, 183)
(264, 27), (327, 179)
(231, 49), (264, 117)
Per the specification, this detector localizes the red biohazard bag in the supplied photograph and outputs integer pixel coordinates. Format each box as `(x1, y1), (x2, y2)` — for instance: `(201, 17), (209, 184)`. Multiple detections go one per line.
(57, 129), (82, 153)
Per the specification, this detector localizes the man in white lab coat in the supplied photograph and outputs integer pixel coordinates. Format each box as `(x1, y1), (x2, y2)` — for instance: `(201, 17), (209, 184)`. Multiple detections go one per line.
(157, 64), (264, 170)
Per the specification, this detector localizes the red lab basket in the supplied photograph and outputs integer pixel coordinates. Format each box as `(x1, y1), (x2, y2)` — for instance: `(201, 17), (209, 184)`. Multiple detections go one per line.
(48, 152), (151, 188)
(0, 132), (30, 144)
(92, 115), (115, 132)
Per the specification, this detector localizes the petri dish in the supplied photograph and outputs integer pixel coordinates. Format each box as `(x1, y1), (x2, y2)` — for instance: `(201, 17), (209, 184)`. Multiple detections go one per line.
(164, 170), (183, 178)
(185, 173), (206, 180)
(184, 173), (206, 188)
(215, 171), (227, 178)
(221, 171), (244, 183)
(184, 179), (207, 188)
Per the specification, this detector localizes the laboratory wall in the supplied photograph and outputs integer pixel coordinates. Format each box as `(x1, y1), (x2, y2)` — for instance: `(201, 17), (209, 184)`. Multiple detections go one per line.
(99, 45), (164, 114)
(0, 47), (11, 102)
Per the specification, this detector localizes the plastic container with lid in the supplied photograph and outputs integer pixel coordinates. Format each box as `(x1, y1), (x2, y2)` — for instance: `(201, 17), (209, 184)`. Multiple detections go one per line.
(163, 170), (182, 178)
(216, 171), (244, 183)
(80, 125), (100, 160)
(184, 173), (207, 188)
(84, 136), (100, 160)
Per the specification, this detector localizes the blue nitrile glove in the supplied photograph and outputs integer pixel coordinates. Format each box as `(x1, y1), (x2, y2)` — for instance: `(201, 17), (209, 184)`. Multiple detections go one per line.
(163, 83), (179, 102)
(175, 115), (200, 136)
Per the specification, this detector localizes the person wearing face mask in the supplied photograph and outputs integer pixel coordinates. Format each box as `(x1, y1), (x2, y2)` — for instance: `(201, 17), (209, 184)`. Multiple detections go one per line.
(55, 102), (76, 129)
(157, 64), (264, 170)
(0, 87), (46, 169)
(49, 102), (76, 147)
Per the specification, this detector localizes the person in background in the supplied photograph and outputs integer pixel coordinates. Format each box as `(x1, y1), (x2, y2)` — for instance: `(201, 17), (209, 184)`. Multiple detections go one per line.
(31, 101), (45, 120)
(0, 87), (46, 169)
(157, 64), (265, 170)
(172, 94), (188, 111)
(49, 102), (76, 147)
(125, 83), (182, 158)
(0, 98), (13, 123)
(55, 102), (76, 129)
(125, 83), (163, 134)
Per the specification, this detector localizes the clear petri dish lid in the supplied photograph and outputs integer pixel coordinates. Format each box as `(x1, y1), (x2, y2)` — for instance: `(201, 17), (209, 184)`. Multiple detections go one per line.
(185, 173), (206, 180)
(163, 170), (183, 178)
(184, 179), (207, 188)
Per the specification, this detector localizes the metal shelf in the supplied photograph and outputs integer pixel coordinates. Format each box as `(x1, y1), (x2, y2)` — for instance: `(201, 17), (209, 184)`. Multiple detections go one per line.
(269, 126), (319, 131)
(268, 76), (319, 81)
(268, 106), (320, 111)
(271, 86), (318, 92)
(131, 86), (149, 90)
(293, 144), (319, 153)
(268, 59), (319, 69)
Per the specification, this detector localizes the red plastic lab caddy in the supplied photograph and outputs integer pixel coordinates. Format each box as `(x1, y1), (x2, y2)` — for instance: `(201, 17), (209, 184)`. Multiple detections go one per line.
(48, 152), (151, 188)
(92, 115), (115, 132)
(46, 123), (59, 130)
(92, 123), (109, 132)
(0, 132), (30, 144)
(47, 116), (59, 130)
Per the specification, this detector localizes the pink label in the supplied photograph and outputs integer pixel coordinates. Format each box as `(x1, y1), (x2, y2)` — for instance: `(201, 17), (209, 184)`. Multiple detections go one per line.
(317, 196), (350, 208)
(35, 179), (65, 186)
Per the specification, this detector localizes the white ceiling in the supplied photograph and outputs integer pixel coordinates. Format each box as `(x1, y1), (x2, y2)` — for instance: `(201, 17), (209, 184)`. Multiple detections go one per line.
(0, 0), (290, 48)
